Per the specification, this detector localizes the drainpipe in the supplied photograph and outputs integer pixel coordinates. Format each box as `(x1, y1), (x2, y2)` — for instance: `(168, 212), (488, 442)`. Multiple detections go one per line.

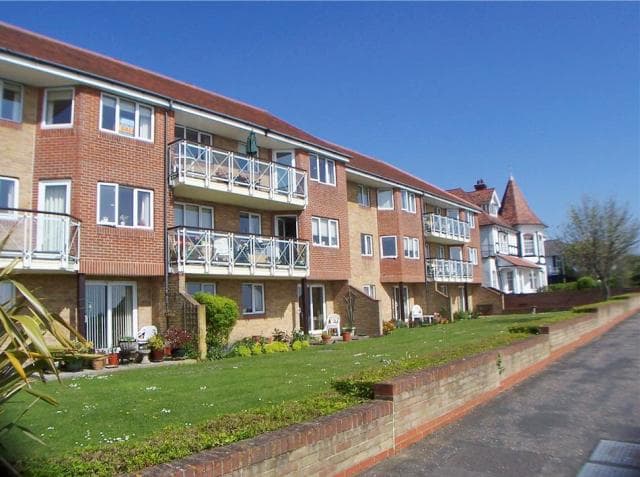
(399, 282), (405, 322)
(163, 107), (170, 315)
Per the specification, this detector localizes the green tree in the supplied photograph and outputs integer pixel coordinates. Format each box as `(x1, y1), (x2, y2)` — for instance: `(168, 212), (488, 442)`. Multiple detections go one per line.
(562, 196), (640, 300)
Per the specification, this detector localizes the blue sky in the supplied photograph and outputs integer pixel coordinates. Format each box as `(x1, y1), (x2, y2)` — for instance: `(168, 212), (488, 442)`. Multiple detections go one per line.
(2, 2), (638, 236)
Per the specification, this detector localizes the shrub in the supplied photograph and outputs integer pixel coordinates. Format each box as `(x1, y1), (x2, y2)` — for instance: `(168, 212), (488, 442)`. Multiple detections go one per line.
(508, 325), (541, 335)
(163, 327), (192, 348)
(453, 310), (472, 321)
(234, 344), (252, 358)
(576, 276), (598, 290)
(250, 342), (264, 355)
(382, 320), (395, 335)
(193, 293), (239, 347)
(263, 342), (290, 353)
(291, 329), (309, 343)
(291, 340), (310, 351)
(272, 328), (291, 343)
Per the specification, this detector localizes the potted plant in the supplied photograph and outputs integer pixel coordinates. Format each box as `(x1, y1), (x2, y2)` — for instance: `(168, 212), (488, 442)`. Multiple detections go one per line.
(164, 327), (192, 358)
(91, 352), (107, 370)
(342, 290), (356, 341)
(148, 335), (165, 362)
(321, 331), (332, 344)
(63, 340), (92, 372)
(118, 336), (138, 363)
(106, 347), (120, 367)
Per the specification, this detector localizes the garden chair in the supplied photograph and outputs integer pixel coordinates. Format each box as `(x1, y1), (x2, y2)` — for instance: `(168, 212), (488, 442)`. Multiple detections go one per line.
(137, 325), (157, 346)
(411, 304), (424, 326)
(324, 314), (341, 336)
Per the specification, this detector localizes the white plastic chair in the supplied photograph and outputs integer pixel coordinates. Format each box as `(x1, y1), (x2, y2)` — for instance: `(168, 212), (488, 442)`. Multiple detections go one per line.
(411, 304), (424, 327)
(137, 325), (157, 345)
(324, 314), (341, 336)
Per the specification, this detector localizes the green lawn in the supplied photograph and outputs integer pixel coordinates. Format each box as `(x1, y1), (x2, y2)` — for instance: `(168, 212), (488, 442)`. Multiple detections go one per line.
(5, 310), (577, 475)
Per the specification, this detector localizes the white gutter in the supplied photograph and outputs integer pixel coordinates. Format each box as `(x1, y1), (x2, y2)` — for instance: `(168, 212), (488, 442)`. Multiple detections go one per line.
(0, 51), (350, 162)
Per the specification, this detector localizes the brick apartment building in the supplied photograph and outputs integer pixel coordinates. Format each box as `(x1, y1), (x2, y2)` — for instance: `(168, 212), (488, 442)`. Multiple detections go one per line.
(0, 22), (487, 349)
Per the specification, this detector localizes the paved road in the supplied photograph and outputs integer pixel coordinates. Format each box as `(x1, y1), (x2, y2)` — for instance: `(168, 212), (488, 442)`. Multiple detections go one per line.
(361, 314), (640, 477)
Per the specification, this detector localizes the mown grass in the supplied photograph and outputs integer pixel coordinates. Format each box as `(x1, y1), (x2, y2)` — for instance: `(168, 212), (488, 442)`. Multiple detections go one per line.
(4, 310), (580, 475)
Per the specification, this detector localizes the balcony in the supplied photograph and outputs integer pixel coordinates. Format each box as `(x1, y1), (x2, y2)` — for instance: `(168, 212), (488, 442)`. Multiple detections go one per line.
(481, 243), (519, 258)
(423, 214), (470, 244)
(169, 140), (307, 210)
(0, 208), (80, 272)
(168, 227), (309, 278)
(426, 258), (473, 283)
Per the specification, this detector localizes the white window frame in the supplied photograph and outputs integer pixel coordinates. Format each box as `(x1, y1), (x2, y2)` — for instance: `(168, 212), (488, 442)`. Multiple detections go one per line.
(175, 124), (212, 145)
(99, 93), (154, 142)
(0, 79), (23, 123)
(309, 154), (336, 186)
(401, 190), (416, 213)
(363, 284), (376, 299)
(436, 245), (445, 259)
(436, 283), (449, 297)
(0, 176), (19, 211)
(85, 280), (138, 350)
(42, 87), (74, 129)
(356, 184), (370, 207)
(361, 233), (373, 256)
(242, 283), (265, 315)
(311, 217), (339, 248)
(186, 282), (217, 296)
(523, 233), (535, 256)
(377, 189), (394, 210)
(403, 237), (420, 259)
(96, 182), (154, 229)
(239, 211), (262, 235)
(174, 202), (214, 229)
(469, 247), (478, 265)
(380, 235), (397, 258)
(468, 212), (476, 228)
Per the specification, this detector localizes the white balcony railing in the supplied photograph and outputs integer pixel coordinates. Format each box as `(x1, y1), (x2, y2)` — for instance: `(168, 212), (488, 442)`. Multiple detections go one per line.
(169, 140), (307, 205)
(169, 227), (309, 277)
(423, 214), (470, 242)
(426, 258), (473, 282)
(0, 208), (80, 271)
(481, 243), (519, 257)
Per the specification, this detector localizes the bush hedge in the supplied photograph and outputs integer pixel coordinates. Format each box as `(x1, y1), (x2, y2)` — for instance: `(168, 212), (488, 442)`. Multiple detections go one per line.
(193, 293), (239, 347)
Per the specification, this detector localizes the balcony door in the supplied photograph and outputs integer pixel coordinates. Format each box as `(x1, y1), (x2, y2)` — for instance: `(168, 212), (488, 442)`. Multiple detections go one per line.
(308, 284), (325, 332)
(85, 282), (137, 350)
(275, 215), (298, 266)
(273, 151), (295, 193)
(37, 181), (70, 256)
(393, 285), (409, 322)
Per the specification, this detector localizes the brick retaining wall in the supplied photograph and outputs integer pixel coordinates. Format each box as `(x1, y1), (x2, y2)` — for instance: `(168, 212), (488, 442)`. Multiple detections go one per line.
(133, 295), (640, 477)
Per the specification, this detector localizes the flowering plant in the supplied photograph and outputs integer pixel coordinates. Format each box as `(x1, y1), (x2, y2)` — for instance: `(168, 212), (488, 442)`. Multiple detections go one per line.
(164, 327), (192, 348)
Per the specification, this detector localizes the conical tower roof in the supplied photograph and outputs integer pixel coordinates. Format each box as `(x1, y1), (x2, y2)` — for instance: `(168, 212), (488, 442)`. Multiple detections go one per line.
(499, 177), (545, 226)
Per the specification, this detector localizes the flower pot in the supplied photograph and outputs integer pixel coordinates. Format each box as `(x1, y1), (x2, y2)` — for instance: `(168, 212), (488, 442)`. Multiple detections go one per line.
(91, 356), (106, 371)
(321, 336), (332, 344)
(163, 345), (172, 357)
(150, 349), (165, 362)
(64, 358), (84, 372)
(171, 347), (186, 359)
(341, 330), (352, 342)
(106, 353), (119, 367)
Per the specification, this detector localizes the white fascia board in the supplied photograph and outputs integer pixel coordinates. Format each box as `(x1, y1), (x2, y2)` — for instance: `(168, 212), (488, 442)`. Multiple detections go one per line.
(422, 191), (479, 214)
(0, 52), (170, 108)
(347, 168), (423, 194)
(0, 51), (349, 162)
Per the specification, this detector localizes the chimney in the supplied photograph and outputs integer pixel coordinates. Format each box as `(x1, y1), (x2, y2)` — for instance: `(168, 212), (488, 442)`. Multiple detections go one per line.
(474, 179), (487, 191)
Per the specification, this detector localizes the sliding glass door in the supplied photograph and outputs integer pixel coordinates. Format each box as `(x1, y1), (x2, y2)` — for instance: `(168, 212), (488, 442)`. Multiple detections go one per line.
(85, 282), (137, 350)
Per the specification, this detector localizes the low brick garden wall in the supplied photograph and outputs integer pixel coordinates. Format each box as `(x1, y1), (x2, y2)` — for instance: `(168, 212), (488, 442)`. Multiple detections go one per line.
(134, 295), (640, 477)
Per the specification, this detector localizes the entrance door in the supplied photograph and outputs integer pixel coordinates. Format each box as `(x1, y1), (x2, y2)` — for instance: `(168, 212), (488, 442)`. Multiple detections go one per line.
(308, 284), (325, 332)
(393, 285), (409, 322)
(273, 151), (295, 194)
(85, 282), (137, 350)
(275, 215), (298, 266)
(37, 181), (70, 255)
(458, 286), (466, 312)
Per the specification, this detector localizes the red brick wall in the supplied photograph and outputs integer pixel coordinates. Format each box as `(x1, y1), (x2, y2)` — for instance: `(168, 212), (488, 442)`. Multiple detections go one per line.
(33, 86), (171, 277)
(298, 152), (351, 281)
(378, 189), (425, 283)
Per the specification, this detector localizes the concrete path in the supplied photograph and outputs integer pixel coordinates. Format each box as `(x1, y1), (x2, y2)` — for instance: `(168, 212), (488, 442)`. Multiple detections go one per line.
(361, 314), (640, 477)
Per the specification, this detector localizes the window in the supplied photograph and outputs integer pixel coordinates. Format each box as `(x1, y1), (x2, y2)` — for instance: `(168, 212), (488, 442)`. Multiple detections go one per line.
(309, 154), (336, 185)
(186, 282), (216, 296)
(467, 212), (475, 228)
(436, 245), (445, 259)
(361, 234), (373, 256)
(0, 282), (15, 310)
(356, 185), (370, 207)
(380, 236), (397, 258)
(363, 284), (376, 299)
(100, 94), (153, 141)
(450, 246), (462, 261)
(239, 212), (261, 235)
(403, 237), (420, 259)
(43, 88), (73, 127)
(468, 247), (478, 265)
(174, 203), (213, 228)
(242, 283), (264, 314)
(0, 177), (18, 210)
(174, 125), (213, 145)
(377, 189), (394, 210)
(0, 79), (22, 122)
(401, 190), (416, 213)
(447, 208), (459, 219)
(436, 283), (448, 296)
(506, 271), (515, 292)
(523, 234), (535, 256)
(312, 217), (339, 247)
(435, 206), (443, 216)
(97, 183), (153, 228)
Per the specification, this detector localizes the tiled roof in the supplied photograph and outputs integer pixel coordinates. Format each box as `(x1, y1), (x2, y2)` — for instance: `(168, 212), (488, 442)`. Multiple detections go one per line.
(499, 177), (544, 226)
(497, 255), (542, 269)
(0, 22), (479, 211)
(448, 188), (508, 226)
(464, 188), (495, 206)
(477, 211), (514, 229)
